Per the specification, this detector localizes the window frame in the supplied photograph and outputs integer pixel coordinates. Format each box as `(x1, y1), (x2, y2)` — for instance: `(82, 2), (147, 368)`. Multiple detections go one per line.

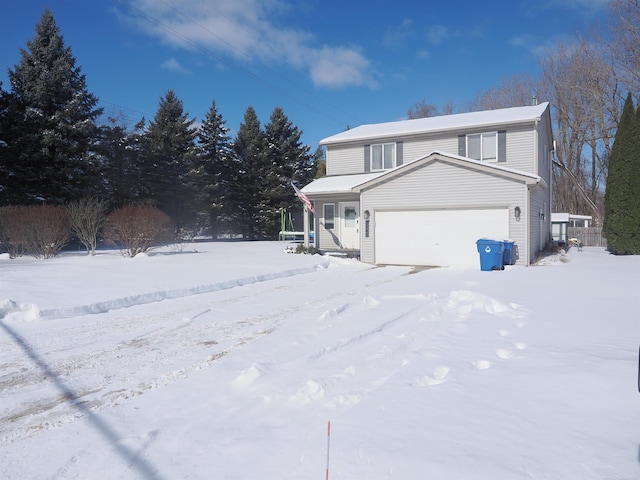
(467, 132), (498, 162)
(370, 143), (396, 171)
(323, 203), (335, 230)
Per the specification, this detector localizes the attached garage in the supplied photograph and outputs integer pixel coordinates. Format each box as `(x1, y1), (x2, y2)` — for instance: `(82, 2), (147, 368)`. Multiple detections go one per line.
(374, 208), (509, 268)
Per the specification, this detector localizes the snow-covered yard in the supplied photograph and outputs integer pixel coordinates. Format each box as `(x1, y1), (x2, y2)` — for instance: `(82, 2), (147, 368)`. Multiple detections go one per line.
(0, 242), (638, 479)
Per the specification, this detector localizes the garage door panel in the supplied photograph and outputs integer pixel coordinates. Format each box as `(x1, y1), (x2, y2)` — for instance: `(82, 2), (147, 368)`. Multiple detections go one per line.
(375, 209), (508, 267)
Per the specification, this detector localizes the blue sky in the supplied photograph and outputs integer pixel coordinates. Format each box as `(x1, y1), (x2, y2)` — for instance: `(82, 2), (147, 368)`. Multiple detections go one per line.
(1, 0), (610, 149)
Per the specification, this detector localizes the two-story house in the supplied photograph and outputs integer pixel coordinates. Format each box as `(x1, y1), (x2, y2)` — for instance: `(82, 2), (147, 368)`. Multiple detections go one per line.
(301, 102), (553, 267)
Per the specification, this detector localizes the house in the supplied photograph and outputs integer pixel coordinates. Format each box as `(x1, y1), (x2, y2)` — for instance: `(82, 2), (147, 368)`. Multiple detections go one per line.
(551, 213), (592, 244)
(301, 102), (554, 268)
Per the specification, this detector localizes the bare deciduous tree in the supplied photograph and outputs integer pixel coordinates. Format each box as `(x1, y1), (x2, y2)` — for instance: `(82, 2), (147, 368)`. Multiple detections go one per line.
(539, 36), (619, 225)
(407, 99), (439, 119)
(468, 74), (540, 111)
(609, 0), (640, 97)
(66, 197), (109, 255)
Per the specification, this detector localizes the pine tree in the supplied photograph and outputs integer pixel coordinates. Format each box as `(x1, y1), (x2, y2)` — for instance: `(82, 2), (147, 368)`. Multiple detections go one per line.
(0, 82), (19, 205)
(233, 106), (266, 239)
(196, 99), (236, 238)
(141, 89), (198, 234)
(6, 9), (102, 204)
(603, 92), (640, 254)
(261, 106), (314, 237)
(97, 115), (146, 208)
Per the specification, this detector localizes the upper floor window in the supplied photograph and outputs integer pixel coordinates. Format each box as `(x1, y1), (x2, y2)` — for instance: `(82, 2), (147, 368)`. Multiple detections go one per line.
(371, 143), (396, 171)
(467, 132), (497, 162)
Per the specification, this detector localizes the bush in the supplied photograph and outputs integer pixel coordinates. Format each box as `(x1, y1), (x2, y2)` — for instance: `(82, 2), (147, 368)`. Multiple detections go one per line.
(0, 205), (71, 259)
(0, 206), (29, 258)
(294, 243), (319, 255)
(102, 205), (173, 257)
(66, 197), (109, 255)
(24, 205), (72, 259)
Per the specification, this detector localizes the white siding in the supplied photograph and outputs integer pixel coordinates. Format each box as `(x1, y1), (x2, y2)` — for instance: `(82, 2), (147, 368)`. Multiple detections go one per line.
(326, 123), (543, 177)
(402, 136), (458, 164)
(360, 160), (529, 265)
(326, 144), (364, 176)
(504, 126), (535, 172)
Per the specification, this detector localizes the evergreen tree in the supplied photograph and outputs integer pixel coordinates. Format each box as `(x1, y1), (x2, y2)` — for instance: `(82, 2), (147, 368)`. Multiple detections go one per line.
(97, 115), (146, 208)
(6, 9), (102, 204)
(141, 89), (198, 233)
(196, 99), (237, 238)
(261, 106), (314, 237)
(0, 82), (18, 205)
(603, 92), (640, 254)
(233, 106), (266, 239)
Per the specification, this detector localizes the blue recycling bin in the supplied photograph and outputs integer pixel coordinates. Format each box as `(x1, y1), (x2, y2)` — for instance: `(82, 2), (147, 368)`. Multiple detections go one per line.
(476, 239), (505, 271)
(502, 240), (515, 266)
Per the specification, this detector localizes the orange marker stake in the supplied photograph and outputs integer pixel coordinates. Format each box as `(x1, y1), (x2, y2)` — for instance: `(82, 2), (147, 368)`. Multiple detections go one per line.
(326, 421), (331, 480)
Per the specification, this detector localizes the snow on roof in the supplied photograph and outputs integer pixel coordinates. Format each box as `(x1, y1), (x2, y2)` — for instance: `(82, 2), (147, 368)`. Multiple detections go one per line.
(320, 102), (550, 145)
(301, 172), (385, 194)
(551, 213), (593, 222)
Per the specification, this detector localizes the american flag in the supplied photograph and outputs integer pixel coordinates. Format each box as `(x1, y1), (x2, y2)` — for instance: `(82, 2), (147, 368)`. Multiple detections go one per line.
(291, 182), (315, 215)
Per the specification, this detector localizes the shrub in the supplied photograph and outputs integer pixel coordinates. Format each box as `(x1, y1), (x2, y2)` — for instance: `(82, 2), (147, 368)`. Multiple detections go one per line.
(0, 206), (29, 258)
(66, 197), (109, 255)
(23, 205), (72, 259)
(294, 243), (319, 255)
(0, 205), (72, 259)
(0, 205), (71, 258)
(102, 205), (173, 257)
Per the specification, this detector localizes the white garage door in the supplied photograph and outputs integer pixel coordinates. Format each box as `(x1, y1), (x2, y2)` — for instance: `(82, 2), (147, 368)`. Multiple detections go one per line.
(375, 209), (509, 268)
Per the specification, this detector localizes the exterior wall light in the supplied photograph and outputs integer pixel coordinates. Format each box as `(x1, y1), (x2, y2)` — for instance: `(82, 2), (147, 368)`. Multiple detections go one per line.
(514, 206), (521, 221)
(363, 210), (370, 237)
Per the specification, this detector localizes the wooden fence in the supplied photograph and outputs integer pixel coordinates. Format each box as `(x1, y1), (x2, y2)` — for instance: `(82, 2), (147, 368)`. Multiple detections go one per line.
(567, 227), (607, 247)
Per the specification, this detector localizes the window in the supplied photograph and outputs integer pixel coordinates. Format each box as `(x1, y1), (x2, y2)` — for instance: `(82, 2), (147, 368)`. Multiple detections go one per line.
(467, 132), (497, 162)
(344, 206), (356, 227)
(324, 204), (335, 229)
(370, 143), (396, 170)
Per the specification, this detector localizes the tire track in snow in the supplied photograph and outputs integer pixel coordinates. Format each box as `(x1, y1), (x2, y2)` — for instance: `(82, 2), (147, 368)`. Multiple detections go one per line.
(0, 263), (409, 445)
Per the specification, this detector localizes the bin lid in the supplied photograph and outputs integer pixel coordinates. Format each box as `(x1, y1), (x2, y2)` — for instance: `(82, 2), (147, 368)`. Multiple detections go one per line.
(476, 238), (503, 244)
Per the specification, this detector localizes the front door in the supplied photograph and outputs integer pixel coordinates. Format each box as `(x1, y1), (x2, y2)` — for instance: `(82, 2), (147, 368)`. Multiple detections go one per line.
(340, 202), (359, 249)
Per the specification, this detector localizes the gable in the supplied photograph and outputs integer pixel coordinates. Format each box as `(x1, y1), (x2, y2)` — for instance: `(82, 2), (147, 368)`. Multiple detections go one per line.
(354, 152), (544, 193)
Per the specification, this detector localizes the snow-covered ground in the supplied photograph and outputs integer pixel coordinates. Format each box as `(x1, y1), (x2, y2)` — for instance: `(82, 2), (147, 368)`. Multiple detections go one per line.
(0, 241), (638, 479)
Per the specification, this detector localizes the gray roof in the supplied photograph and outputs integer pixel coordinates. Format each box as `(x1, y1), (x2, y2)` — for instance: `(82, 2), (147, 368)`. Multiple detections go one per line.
(320, 102), (550, 146)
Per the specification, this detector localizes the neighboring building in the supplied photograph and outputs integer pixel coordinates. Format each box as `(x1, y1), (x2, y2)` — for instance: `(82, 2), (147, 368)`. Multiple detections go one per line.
(301, 103), (554, 267)
(551, 213), (592, 244)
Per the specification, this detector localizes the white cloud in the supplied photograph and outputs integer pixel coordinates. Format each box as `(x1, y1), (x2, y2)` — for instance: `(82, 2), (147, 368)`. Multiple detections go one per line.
(309, 46), (376, 89)
(161, 57), (191, 74)
(383, 19), (414, 49)
(119, 0), (375, 89)
(415, 49), (432, 60)
(427, 25), (449, 45)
